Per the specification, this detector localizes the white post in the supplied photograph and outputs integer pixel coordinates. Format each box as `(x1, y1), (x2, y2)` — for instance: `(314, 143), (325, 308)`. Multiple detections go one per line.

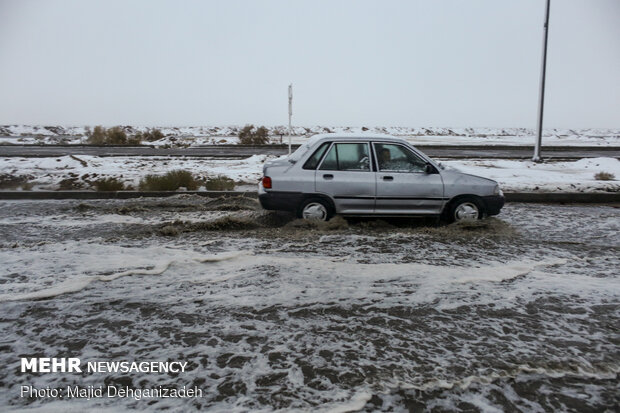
(533, 0), (551, 162)
(288, 84), (293, 155)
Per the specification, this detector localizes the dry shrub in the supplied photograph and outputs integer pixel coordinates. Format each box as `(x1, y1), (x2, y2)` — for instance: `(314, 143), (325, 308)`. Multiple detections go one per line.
(238, 125), (269, 145)
(135, 129), (164, 142)
(204, 176), (235, 191)
(594, 171), (615, 181)
(86, 126), (141, 145)
(139, 170), (198, 191)
(0, 174), (32, 189)
(94, 177), (125, 191)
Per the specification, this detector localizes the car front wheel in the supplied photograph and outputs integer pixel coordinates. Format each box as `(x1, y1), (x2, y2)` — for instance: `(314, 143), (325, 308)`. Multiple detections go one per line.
(448, 197), (484, 223)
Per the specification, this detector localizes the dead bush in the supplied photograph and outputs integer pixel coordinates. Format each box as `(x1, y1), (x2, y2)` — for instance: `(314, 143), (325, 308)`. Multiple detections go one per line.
(238, 124), (269, 145)
(58, 178), (84, 190)
(86, 126), (139, 145)
(106, 126), (128, 144)
(0, 174), (33, 189)
(594, 171), (615, 181)
(139, 170), (198, 191)
(87, 125), (107, 144)
(135, 128), (165, 142)
(204, 176), (235, 191)
(94, 177), (125, 191)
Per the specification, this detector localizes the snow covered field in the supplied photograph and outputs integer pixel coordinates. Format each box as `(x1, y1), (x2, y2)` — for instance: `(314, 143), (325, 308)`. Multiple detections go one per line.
(1, 154), (618, 193)
(445, 157), (619, 193)
(1, 125), (619, 147)
(0, 155), (268, 190)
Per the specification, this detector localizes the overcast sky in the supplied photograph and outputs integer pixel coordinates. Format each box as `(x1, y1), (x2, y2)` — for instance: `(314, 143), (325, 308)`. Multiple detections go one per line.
(0, 0), (618, 128)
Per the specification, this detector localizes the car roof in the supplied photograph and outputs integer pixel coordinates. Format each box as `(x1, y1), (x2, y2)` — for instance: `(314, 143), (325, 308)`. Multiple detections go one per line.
(306, 133), (409, 145)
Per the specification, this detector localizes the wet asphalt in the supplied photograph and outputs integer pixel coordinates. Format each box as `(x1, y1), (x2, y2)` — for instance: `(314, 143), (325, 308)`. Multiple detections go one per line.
(0, 197), (618, 412)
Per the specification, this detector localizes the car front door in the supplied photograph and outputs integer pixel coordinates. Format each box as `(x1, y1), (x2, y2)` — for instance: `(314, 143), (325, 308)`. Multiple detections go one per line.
(315, 142), (375, 214)
(373, 142), (445, 215)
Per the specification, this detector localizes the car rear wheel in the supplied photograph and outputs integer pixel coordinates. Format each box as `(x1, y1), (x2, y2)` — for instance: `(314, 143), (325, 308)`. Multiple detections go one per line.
(448, 197), (484, 223)
(298, 198), (333, 221)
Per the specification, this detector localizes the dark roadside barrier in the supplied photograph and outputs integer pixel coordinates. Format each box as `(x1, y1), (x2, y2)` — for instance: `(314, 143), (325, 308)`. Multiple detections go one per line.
(0, 191), (258, 200)
(2, 144), (619, 160)
(0, 191), (618, 203)
(504, 192), (620, 203)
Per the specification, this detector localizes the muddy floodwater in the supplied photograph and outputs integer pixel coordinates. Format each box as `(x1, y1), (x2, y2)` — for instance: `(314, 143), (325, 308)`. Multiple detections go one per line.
(0, 196), (618, 412)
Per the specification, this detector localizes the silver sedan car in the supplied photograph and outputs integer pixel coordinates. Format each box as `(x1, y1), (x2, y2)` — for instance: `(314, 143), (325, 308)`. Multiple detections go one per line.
(258, 134), (504, 222)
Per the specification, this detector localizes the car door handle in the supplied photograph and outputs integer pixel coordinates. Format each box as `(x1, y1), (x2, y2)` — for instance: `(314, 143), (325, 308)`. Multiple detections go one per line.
(382, 176), (394, 181)
(323, 174), (334, 180)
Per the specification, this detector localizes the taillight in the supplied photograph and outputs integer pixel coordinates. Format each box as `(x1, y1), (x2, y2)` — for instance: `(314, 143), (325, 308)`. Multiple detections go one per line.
(262, 176), (272, 189)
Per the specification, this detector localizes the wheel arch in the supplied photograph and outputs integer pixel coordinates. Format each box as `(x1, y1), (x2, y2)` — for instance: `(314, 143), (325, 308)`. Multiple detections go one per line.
(299, 193), (336, 213)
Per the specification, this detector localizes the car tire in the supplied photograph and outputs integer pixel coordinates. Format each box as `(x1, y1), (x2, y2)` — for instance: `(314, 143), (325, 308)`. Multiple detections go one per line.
(447, 197), (484, 223)
(297, 198), (333, 221)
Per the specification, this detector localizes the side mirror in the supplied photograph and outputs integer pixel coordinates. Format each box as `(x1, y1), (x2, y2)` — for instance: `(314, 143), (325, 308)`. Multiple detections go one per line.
(288, 158), (297, 164)
(424, 163), (435, 174)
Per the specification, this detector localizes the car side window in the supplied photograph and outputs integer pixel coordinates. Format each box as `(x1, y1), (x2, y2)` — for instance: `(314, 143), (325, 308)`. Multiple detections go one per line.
(374, 143), (426, 172)
(319, 144), (338, 170)
(319, 143), (370, 171)
(303, 142), (330, 170)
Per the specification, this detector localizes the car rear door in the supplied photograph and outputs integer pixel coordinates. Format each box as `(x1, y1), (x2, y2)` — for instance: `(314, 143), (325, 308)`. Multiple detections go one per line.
(315, 142), (375, 214)
(373, 142), (445, 215)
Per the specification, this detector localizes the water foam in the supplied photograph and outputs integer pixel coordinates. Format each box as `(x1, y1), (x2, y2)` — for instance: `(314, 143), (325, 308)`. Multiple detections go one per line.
(393, 362), (620, 393)
(0, 244), (250, 302)
(0, 239), (590, 307)
(321, 391), (373, 413)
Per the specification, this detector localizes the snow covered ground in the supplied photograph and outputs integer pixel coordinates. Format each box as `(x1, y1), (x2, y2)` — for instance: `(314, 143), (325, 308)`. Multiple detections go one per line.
(0, 155), (268, 190)
(1, 125), (619, 147)
(444, 157), (620, 193)
(1, 154), (618, 193)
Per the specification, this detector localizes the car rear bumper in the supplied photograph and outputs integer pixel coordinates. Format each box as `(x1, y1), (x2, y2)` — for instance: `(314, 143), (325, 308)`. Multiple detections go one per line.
(482, 195), (505, 216)
(258, 191), (303, 212)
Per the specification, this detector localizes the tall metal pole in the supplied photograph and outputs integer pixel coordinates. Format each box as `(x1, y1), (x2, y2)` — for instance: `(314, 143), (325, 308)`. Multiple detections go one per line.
(533, 0), (551, 162)
(288, 84), (293, 155)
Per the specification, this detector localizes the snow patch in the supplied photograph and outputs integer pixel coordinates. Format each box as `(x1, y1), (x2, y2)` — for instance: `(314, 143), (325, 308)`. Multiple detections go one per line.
(445, 157), (620, 192)
(2, 155), (618, 193)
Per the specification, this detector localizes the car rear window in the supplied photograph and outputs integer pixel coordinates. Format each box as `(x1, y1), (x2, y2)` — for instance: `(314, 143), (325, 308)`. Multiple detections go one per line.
(303, 142), (330, 170)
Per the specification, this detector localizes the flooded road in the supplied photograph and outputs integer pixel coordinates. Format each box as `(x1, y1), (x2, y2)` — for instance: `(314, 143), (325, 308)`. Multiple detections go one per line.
(0, 196), (618, 412)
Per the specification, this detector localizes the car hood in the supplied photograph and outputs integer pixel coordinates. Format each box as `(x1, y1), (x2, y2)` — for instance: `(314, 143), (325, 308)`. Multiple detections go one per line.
(441, 169), (499, 187)
(459, 172), (498, 185)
